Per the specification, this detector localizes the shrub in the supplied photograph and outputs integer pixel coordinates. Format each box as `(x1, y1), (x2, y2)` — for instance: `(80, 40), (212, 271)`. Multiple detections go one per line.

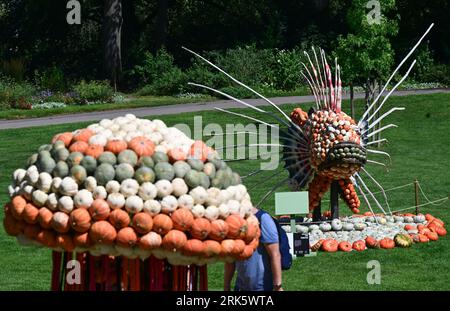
(269, 48), (305, 90)
(415, 63), (450, 86)
(34, 66), (67, 91)
(0, 77), (36, 109)
(73, 80), (114, 104)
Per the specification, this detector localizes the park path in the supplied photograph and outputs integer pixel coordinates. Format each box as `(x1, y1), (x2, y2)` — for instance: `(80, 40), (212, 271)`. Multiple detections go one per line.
(0, 88), (448, 130)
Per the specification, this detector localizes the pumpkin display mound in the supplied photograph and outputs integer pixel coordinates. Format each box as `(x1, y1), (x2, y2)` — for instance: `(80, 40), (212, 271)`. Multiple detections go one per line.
(282, 213), (446, 252)
(3, 114), (260, 267)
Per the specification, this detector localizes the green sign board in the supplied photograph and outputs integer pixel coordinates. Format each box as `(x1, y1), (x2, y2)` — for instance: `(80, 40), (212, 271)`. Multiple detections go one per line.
(275, 191), (309, 215)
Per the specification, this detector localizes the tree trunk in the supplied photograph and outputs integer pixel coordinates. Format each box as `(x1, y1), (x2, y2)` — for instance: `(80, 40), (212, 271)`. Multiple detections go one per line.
(103, 0), (123, 90)
(349, 83), (355, 120)
(154, 0), (169, 51)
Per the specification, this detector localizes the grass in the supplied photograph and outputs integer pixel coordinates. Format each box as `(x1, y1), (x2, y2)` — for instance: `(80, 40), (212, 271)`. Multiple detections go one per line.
(0, 92), (449, 290)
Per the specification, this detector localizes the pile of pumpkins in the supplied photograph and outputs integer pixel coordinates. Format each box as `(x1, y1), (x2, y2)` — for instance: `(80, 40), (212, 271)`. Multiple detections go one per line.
(282, 212), (446, 252)
(2, 114), (260, 266)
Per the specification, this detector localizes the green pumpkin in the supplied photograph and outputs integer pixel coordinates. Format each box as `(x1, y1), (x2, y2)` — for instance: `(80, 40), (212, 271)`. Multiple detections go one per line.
(187, 158), (204, 171)
(80, 155), (97, 174)
(70, 165), (87, 185)
(115, 163), (135, 182)
(134, 166), (155, 184)
(207, 153), (226, 170)
(38, 144), (53, 152)
(203, 162), (216, 178)
(154, 162), (175, 181)
(173, 161), (191, 178)
(52, 140), (66, 151)
(38, 150), (52, 160)
(117, 149), (138, 167)
(230, 172), (241, 186)
(98, 151), (117, 165)
(152, 151), (169, 164)
(53, 161), (69, 178)
(184, 170), (201, 188)
(37, 153), (56, 174)
(211, 177), (222, 189)
(138, 156), (154, 168)
(198, 172), (210, 189)
(67, 152), (84, 167)
(53, 148), (70, 162)
(27, 153), (38, 167)
(95, 163), (116, 186)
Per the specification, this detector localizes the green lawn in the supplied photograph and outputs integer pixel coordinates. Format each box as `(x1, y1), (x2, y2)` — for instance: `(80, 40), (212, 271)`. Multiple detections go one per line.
(0, 93), (449, 290)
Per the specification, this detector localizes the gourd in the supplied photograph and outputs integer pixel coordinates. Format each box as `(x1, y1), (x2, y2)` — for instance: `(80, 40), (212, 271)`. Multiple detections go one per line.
(69, 208), (91, 233)
(89, 199), (110, 221)
(37, 155), (56, 174)
(25, 166), (39, 185)
(162, 230), (187, 252)
(171, 208), (194, 232)
(98, 151), (117, 165)
(230, 239), (245, 256)
(134, 166), (155, 184)
(192, 204), (206, 218)
(178, 194), (194, 210)
(379, 238), (395, 249)
(115, 163), (135, 182)
(352, 240), (366, 251)
(184, 171), (201, 188)
(220, 239), (235, 257)
(205, 205), (219, 221)
(218, 204), (231, 219)
(187, 158), (204, 171)
(138, 156), (154, 168)
(27, 153), (38, 167)
(244, 223), (258, 244)
(132, 212), (153, 234)
(203, 240), (222, 257)
(59, 177), (78, 196)
(117, 149), (138, 166)
(20, 182), (34, 201)
(342, 222), (354, 231)
(89, 220), (117, 245)
(338, 241), (352, 252)
(74, 189), (94, 209)
(73, 232), (92, 248)
(73, 128), (94, 143)
(161, 195), (178, 214)
(67, 152), (84, 167)
(203, 163), (216, 178)
(94, 163), (116, 186)
(414, 214), (426, 223)
(365, 236), (379, 249)
(107, 192), (126, 209)
(32, 190), (48, 207)
(198, 172), (210, 189)
(37, 207), (53, 229)
(354, 223), (367, 231)
(58, 196), (74, 213)
(168, 147), (186, 162)
(155, 180), (173, 198)
(53, 161), (69, 178)
(46, 193), (59, 211)
(23, 203), (39, 224)
(190, 186), (208, 205)
(53, 148), (70, 162)
(173, 161), (190, 178)
(209, 219), (229, 241)
(394, 234), (413, 247)
(51, 177), (62, 193)
(138, 182), (157, 200)
(226, 215), (247, 239)
(105, 139), (127, 155)
(70, 165), (87, 185)
(120, 179), (139, 197)
(331, 219), (342, 231)
(13, 169), (27, 186)
(319, 222), (332, 232)
(128, 136), (155, 157)
(205, 188), (221, 207)
(88, 134), (107, 147)
(116, 227), (138, 247)
(84, 145), (104, 159)
(37, 173), (52, 193)
(125, 195), (144, 214)
(139, 232), (162, 250)
(108, 209), (130, 229)
(93, 186), (107, 200)
(171, 178), (188, 197)
(84, 176), (97, 192)
(321, 239), (338, 252)
(154, 162), (175, 181)
(152, 151), (169, 164)
(80, 156), (97, 175)
(183, 239), (205, 256)
(143, 199), (161, 216)
(105, 180), (121, 194)
(153, 214), (173, 235)
(56, 234), (76, 252)
(190, 218), (211, 240)
(226, 200), (240, 215)
(51, 212), (71, 233)
(69, 141), (89, 153)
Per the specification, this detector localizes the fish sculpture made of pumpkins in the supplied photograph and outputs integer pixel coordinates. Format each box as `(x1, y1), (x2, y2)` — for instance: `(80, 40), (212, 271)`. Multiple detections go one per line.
(3, 115), (260, 266)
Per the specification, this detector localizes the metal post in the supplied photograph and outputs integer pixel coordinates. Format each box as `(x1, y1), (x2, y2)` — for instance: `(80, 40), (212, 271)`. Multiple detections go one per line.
(312, 201), (321, 222)
(330, 180), (339, 219)
(414, 179), (420, 215)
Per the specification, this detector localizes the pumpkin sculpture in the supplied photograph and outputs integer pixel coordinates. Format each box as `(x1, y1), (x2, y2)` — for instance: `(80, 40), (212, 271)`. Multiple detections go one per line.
(3, 115), (259, 291)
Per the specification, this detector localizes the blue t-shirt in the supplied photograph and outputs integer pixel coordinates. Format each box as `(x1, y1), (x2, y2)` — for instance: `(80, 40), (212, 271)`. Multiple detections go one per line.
(234, 212), (279, 291)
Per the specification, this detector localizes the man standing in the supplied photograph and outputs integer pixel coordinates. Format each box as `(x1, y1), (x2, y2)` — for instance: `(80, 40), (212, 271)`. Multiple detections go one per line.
(224, 207), (283, 291)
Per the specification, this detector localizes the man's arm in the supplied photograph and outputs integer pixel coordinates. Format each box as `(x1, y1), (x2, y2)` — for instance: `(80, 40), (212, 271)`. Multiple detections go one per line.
(264, 242), (283, 291)
(224, 261), (236, 291)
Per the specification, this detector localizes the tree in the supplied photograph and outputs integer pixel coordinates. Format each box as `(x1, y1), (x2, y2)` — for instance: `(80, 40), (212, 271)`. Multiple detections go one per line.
(103, 0), (123, 90)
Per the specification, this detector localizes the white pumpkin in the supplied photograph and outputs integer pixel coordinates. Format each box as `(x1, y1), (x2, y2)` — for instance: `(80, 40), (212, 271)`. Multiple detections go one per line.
(32, 190), (48, 207)
(37, 172), (53, 193)
(84, 176), (97, 192)
(155, 180), (173, 198)
(58, 195), (74, 213)
(107, 192), (126, 209)
(205, 205), (219, 221)
(218, 203), (231, 219)
(227, 200), (240, 215)
(148, 132), (163, 145)
(46, 193), (59, 211)
(125, 195), (144, 213)
(125, 113), (137, 122)
(143, 199), (161, 216)
(88, 134), (107, 146)
(8, 185), (16, 198)
(59, 177), (78, 196)
(331, 219), (343, 231)
(120, 179), (139, 197)
(93, 186), (107, 200)
(20, 182), (34, 201)
(171, 178), (188, 197)
(138, 182), (157, 200)
(161, 195), (178, 214)
(99, 119), (113, 128)
(51, 177), (62, 193)
(192, 204), (206, 218)
(205, 188), (221, 206)
(73, 189), (94, 209)
(354, 222), (367, 231)
(13, 168), (27, 186)
(319, 222), (332, 232)
(155, 145), (168, 153)
(189, 186), (208, 205)
(87, 123), (103, 133)
(105, 180), (121, 194)
(414, 214), (426, 223)
(342, 222), (354, 231)
(178, 194), (194, 210)
(234, 184), (247, 201)
(218, 189), (232, 204)
(25, 166), (39, 185)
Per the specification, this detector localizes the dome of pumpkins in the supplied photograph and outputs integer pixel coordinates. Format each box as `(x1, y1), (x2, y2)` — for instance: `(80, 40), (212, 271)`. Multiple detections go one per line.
(282, 212), (446, 252)
(3, 114), (260, 266)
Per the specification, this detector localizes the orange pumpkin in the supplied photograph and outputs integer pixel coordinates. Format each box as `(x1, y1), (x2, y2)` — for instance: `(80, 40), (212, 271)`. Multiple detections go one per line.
(116, 227), (138, 247)
(425, 214), (435, 222)
(203, 240), (222, 257)
(51, 212), (71, 233)
(434, 226), (447, 237)
(226, 215), (247, 239)
(89, 220), (117, 245)
(162, 229), (187, 251)
(419, 228), (431, 235)
(189, 141), (212, 162)
(3, 213), (22, 236)
(73, 232), (92, 247)
(338, 241), (352, 252)
(109, 209), (130, 229)
(209, 219), (229, 241)
(24, 224), (41, 240)
(231, 239), (246, 256)
(69, 208), (92, 233)
(84, 144), (104, 159)
(105, 139), (128, 155)
(22, 203), (39, 224)
(37, 207), (53, 229)
(89, 199), (110, 221)
(321, 239), (338, 252)
(128, 136), (155, 157)
(168, 147), (186, 162)
(431, 218), (444, 227)
(52, 132), (73, 147)
(220, 239), (235, 257)
(379, 238), (395, 249)
(132, 212), (153, 234)
(191, 218), (211, 240)
(417, 234), (429, 243)
(171, 208), (194, 232)
(152, 214), (173, 235)
(243, 222), (258, 243)
(365, 236), (379, 249)
(249, 238), (259, 251)
(238, 245), (254, 260)
(404, 224), (416, 231)
(11, 196), (27, 220)
(425, 231), (438, 241)
(69, 141), (89, 153)
(56, 234), (75, 252)
(183, 239), (205, 256)
(36, 230), (57, 247)
(73, 129), (94, 143)
(352, 240), (366, 251)
(417, 224), (426, 231)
